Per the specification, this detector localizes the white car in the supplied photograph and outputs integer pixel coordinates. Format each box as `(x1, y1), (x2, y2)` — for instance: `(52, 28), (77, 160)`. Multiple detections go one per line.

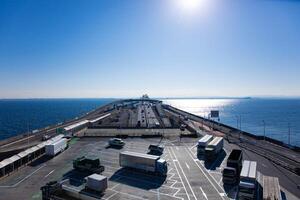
(108, 138), (125, 147)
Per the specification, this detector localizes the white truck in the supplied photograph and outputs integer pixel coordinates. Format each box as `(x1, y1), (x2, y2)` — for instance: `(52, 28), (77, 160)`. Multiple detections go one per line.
(86, 174), (108, 193)
(45, 138), (67, 157)
(205, 136), (223, 160)
(119, 151), (168, 176)
(238, 160), (257, 200)
(197, 135), (213, 155)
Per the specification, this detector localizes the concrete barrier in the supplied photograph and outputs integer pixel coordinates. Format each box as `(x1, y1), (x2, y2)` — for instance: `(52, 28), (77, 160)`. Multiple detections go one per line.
(84, 128), (189, 137)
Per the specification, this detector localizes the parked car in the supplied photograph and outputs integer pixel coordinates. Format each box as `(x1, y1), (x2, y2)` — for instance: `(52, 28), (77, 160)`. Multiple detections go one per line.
(108, 138), (125, 147)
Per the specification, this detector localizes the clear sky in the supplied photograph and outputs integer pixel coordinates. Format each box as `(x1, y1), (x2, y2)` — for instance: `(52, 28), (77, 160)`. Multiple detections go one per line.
(0, 0), (299, 98)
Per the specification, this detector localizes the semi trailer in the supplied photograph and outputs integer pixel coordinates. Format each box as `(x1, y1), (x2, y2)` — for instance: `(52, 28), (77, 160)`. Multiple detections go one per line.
(197, 135), (213, 155)
(205, 136), (223, 160)
(45, 138), (67, 157)
(119, 151), (167, 176)
(223, 149), (243, 185)
(263, 176), (282, 200)
(238, 160), (257, 200)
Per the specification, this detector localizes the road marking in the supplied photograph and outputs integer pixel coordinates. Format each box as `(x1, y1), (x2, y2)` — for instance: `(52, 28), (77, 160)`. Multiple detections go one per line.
(184, 147), (226, 200)
(170, 147), (197, 200)
(44, 169), (55, 178)
(200, 187), (208, 200)
(0, 164), (46, 188)
(109, 189), (145, 200)
(106, 191), (118, 200)
(185, 162), (190, 170)
(166, 148), (191, 200)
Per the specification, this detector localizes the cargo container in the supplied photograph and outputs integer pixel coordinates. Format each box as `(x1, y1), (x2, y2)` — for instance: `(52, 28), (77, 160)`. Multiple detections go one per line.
(263, 176), (282, 200)
(45, 138), (67, 156)
(205, 136), (223, 160)
(197, 135), (213, 155)
(238, 160), (257, 200)
(223, 149), (243, 185)
(119, 151), (167, 176)
(86, 174), (107, 193)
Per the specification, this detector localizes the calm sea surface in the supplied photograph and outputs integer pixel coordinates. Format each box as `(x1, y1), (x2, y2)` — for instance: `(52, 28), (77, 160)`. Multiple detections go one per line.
(0, 99), (114, 140)
(0, 98), (299, 147)
(163, 98), (300, 147)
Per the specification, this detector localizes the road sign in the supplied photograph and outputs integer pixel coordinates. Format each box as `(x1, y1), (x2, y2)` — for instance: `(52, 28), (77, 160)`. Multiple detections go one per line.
(210, 110), (219, 118)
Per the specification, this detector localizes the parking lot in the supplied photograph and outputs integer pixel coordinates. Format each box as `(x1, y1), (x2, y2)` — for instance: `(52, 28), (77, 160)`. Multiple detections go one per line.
(0, 136), (236, 200)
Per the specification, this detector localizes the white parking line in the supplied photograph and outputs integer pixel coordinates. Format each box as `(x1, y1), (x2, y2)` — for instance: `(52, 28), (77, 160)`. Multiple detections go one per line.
(0, 164), (46, 188)
(105, 192), (118, 200)
(170, 147), (197, 200)
(109, 189), (144, 200)
(200, 187), (208, 200)
(184, 147), (226, 200)
(167, 148), (191, 200)
(185, 162), (190, 170)
(44, 169), (55, 178)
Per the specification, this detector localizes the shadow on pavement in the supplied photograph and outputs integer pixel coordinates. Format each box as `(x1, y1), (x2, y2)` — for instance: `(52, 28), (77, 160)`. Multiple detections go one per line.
(204, 149), (226, 170)
(29, 155), (52, 167)
(109, 168), (166, 190)
(223, 184), (238, 199)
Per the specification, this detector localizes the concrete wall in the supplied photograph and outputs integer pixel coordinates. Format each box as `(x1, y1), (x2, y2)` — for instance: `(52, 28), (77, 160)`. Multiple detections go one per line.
(84, 128), (189, 137)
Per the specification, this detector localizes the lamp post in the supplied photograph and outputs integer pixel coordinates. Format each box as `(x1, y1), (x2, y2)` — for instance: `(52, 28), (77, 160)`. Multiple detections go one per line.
(262, 120), (266, 141)
(236, 115), (241, 140)
(288, 123), (291, 146)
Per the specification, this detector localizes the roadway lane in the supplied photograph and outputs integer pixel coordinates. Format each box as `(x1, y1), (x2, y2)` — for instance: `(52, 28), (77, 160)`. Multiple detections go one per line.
(167, 146), (227, 200)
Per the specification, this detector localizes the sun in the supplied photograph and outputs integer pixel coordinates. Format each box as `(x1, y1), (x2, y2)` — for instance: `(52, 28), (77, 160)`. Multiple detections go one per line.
(176, 0), (208, 14)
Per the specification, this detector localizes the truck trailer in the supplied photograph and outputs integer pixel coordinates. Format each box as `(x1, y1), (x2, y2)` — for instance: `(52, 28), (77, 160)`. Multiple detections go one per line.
(222, 149), (243, 185)
(205, 136), (223, 160)
(238, 160), (257, 200)
(197, 135), (213, 155)
(45, 138), (67, 157)
(86, 174), (108, 193)
(119, 151), (167, 176)
(263, 176), (282, 200)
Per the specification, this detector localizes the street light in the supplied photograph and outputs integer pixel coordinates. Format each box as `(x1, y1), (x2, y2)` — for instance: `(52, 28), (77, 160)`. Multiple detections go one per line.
(236, 115), (241, 140)
(288, 123), (291, 146)
(262, 120), (266, 141)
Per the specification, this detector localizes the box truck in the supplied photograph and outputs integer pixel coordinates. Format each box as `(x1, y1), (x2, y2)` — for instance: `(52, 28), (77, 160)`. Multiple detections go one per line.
(205, 137), (223, 160)
(223, 149), (243, 185)
(119, 151), (167, 176)
(197, 135), (213, 155)
(86, 174), (107, 193)
(45, 138), (67, 157)
(238, 160), (257, 200)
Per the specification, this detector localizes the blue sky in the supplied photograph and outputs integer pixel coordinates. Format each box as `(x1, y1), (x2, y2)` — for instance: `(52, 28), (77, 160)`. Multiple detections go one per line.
(0, 0), (300, 98)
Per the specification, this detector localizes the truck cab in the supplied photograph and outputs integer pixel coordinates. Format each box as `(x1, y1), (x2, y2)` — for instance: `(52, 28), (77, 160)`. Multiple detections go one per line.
(148, 144), (164, 155)
(156, 158), (168, 176)
(73, 156), (105, 174)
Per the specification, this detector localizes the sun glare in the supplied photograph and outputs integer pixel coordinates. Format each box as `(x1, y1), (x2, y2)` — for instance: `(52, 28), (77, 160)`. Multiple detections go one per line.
(177, 0), (207, 13)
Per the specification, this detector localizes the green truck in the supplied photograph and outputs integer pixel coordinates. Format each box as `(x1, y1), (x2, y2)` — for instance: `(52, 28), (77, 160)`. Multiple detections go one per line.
(73, 156), (105, 174)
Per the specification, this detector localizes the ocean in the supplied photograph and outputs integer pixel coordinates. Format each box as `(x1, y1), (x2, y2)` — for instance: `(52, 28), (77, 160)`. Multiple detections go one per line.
(0, 98), (299, 147)
(0, 99), (114, 140)
(163, 98), (300, 147)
